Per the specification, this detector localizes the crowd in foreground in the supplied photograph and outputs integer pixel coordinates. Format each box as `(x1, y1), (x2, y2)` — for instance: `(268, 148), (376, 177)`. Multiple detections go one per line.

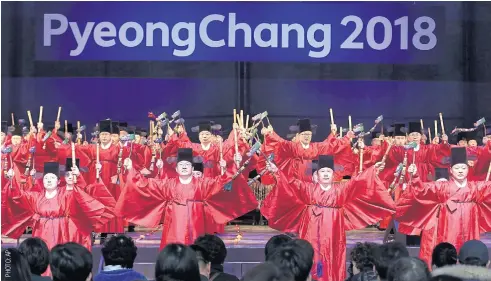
(2, 233), (491, 281)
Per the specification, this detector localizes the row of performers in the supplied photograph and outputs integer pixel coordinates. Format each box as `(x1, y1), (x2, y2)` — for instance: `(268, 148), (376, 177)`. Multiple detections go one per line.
(2, 117), (491, 278)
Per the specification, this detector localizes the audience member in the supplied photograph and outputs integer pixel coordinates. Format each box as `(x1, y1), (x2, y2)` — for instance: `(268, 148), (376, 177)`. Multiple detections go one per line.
(95, 235), (147, 281)
(265, 235), (293, 261)
(1, 248), (32, 281)
(50, 242), (92, 281)
(458, 240), (490, 267)
(372, 242), (409, 281)
(267, 243), (313, 281)
(18, 238), (51, 281)
(155, 243), (201, 281)
(194, 234), (240, 281)
(431, 242), (457, 269)
(292, 240), (314, 262)
(191, 244), (212, 281)
(387, 257), (430, 281)
(346, 242), (377, 281)
(241, 262), (293, 281)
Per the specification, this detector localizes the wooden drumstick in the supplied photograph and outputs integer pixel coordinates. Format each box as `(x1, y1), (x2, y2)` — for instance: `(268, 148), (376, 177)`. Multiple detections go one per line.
(329, 108), (334, 124)
(65, 120), (68, 135)
(428, 127), (432, 142)
(246, 115), (249, 129)
(439, 113), (445, 134)
(27, 111), (33, 127)
(340, 127), (343, 138)
(348, 115), (352, 131)
(233, 109), (237, 124)
(486, 162), (491, 181)
(77, 121), (81, 144)
(71, 142), (77, 183)
(39, 106), (43, 123)
(96, 143), (100, 180)
(240, 110), (244, 128)
(11, 113), (14, 126)
(219, 139), (224, 175)
(56, 107), (62, 122)
(420, 119), (424, 131)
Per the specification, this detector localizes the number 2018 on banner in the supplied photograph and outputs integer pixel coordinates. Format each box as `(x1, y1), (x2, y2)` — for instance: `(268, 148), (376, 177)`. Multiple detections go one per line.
(340, 16), (437, 51)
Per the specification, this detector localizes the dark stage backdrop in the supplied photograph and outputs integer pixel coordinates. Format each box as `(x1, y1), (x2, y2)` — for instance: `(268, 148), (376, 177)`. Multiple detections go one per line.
(2, 1), (491, 141)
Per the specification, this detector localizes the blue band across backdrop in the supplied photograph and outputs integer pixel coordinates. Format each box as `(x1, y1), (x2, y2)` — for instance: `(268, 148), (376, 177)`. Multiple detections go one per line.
(35, 2), (444, 63)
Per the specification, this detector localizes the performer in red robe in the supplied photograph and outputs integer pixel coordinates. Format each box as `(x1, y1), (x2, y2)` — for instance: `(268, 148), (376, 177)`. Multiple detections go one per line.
(396, 147), (491, 266)
(116, 148), (258, 250)
(32, 123), (58, 175)
(260, 119), (353, 184)
(467, 126), (491, 181)
(3, 125), (37, 189)
(55, 122), (91, 182)
(2, 162), (110, 251)
(261, 154), (396, 281)
(75, 120), (144, 238)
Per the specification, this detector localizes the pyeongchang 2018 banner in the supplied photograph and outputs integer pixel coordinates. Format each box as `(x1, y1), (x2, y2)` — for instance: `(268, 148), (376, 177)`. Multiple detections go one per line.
(35, 2), (445, 63)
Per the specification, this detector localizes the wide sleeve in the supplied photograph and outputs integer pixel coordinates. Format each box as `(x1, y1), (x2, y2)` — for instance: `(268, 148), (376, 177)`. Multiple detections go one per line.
(342, 166), (396, 231)
(260, 171), (311, 233)
(115, 169), (172, 227)
(395, 175), (442, 231)
(317, 134), (352, 155)
(83, 180), (117, 232)
(67, 185), (107, 236)
(426, 142), (451, 168)
(1, 184), (37, 239)
(204, 173), (258, 224)
(476, 181), (491, 234)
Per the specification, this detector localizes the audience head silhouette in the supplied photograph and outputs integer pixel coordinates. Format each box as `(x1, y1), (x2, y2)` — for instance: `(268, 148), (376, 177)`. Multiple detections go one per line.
(155, 243), (201, 281)
(50, 242), (92, 281)
(1, 248), (31, 281)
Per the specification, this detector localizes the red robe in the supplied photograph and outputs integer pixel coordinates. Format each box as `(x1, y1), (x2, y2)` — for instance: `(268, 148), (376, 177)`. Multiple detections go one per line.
(396, 176), (491, 266)
(2, 137), (37, 189)
(468, 141), (491, 181)
(261, 167), (396, 281)
(117, 169), (258, 250)
(1, 182), (109, 251)
(262, 132), (351, 183)
(76, 142), (144, 233)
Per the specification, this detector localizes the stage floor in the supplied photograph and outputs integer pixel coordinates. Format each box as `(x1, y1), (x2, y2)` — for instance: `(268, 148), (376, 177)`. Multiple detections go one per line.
(3, 226), (491, 280)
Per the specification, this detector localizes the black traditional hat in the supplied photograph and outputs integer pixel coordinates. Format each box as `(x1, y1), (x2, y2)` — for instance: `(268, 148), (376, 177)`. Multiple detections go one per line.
(99, 120), (112, 133)
(118, 122), (128, 132)
(193, 162), (204, 173)
(318, 155), (334, 170)
(177, 148), (193, 164)
(434, 168), (449, 180)
(297, 119), (312, 133)
(371, 131), (382, 139)
(199, 122), (212, 133)
(111, 121), (120, 135)
(451, 147), (467, 166)
(65, 158), (80, 172)
(44, 162), (60, 177)
(61, 123), (74, 134)
(394, 124), (407, 137)
(127, 126), (136, 134)
(408, 122), (421, 134)
(11, 125), (23, 136)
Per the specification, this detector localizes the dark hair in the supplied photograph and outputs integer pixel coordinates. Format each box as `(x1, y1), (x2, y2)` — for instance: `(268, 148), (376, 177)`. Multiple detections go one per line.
(155, 243), (200, 281)
(18, 237), (50, 275)
(350, 242), (377, 272)
(460, 257), (487, 267)
(1, 248), (32, 281)
(430, 276), (463, 281)
(241, 262), (293, 281)
(387, 257), (430, 281)
(267, 244), (313, 281)
(50, 242), (92, 281)
(431, 242), (457, 268)
(101, 234), (138, 268)
(291, 239), (314, 261)
(190, 244), (211, 266)
(372, 242), (409, 280)
(194, 234), (227, 265)
(265, 234), (293, 261)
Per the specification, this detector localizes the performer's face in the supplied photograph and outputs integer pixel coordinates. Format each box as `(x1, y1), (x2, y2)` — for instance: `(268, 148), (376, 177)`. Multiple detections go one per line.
(192, 171), (203, 178)
(468, 140), (477, 147)
(450, 163), (468, 181)
(176, 161), (193, 176)
(99, 132), (111, 145)
(120, 131), (128, 138)
(65, 171), (75, 185)
(408, 132), (421, 143)
(199, 131), (212, 144)
(11, 135), (21, 146)
(483, 136), (489, 144)
(394, 136), (406, 146)
(317, 167), (333, 184)
(111, 134), (120, 144)
(371, 138), (381, 146)
(298, 131), (312, 145)
(0, 132), (5, 144)
(64, 132), (72, 140)
(458, 140), (467, 147)
(135, 135), (141, 143)
(43, 173), (59, 190)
